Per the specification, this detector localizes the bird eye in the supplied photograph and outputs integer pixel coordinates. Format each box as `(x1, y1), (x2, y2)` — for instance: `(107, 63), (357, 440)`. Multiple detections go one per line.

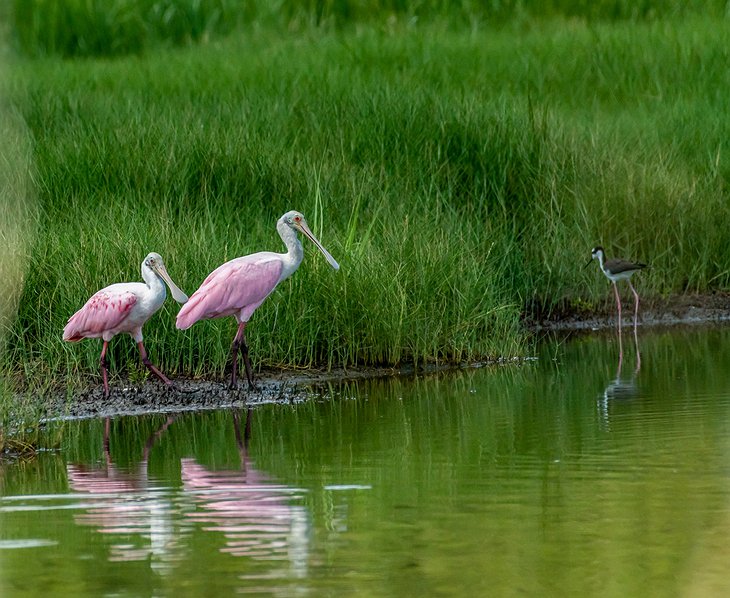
(294, 215), (301, 223)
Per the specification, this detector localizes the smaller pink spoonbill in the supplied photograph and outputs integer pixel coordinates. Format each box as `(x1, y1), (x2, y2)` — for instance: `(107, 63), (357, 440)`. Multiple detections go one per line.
(63, 252), (188, 398)
(587, 246), (647, 330)
(175, 210), (340, 390)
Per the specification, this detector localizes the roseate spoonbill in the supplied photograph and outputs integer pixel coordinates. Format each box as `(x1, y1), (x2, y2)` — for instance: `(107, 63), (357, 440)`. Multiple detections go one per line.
(587, 246), (647, 330)
(175, 210), (339, 390)
(63, 252), (188, 397)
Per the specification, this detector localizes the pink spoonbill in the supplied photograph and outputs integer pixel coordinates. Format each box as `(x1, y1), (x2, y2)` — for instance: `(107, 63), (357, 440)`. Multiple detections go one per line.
(175, 210), (340, 390)
(63, 252), (189, 397)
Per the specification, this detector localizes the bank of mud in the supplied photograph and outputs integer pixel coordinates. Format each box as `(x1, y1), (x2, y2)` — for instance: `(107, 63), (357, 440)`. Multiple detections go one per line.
(527, 292), (730, 331)
(44, 360), (518, 422)
(42, 366), (400, 422)
(37, 292), (730, 422)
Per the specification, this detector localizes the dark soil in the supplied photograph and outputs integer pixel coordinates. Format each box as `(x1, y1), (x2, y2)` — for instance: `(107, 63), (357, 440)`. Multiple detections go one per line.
(525, 292), (730, 332)
(40, 292), (730, 422)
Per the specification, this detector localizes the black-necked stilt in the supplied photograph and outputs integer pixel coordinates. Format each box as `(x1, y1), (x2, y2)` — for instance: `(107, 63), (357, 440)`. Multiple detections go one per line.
(586, 246), (646, 328)
(587, 245), (647, 367)
(587, 245), (647, 330)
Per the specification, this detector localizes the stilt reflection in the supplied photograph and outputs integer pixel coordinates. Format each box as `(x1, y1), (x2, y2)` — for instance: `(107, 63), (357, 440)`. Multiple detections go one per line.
(599, 327), (642, 426)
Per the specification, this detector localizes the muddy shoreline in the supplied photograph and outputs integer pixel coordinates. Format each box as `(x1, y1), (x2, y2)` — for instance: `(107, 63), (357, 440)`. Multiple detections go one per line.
(40, 293), (730, 422)
(527, 292), (730, 332)
(44, 359), (518, 422)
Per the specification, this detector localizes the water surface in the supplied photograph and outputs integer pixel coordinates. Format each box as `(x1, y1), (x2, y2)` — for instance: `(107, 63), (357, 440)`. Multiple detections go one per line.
(2, 325), (730, 596)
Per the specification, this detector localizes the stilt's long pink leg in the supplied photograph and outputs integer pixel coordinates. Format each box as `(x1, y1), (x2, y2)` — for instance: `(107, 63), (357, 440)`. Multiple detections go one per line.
(137, 341), (172, 386)
(613, 282), (622, 331)
(100, 340), (110, 398)
(629, 281), (641, 371)
(617, 317), (624, 371)
(613, 282), (624, 364)
(629, 281), (640, 331)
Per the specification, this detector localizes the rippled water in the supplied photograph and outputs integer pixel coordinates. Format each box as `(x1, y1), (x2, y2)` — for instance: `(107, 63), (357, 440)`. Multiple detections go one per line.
(2, 325), (730, 596)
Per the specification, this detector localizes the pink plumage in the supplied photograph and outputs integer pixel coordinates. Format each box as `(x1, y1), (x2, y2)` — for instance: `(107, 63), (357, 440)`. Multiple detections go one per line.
(63, 252), (188, 398)
(176, 256), (283, 329)
(176, 210), (340, 390)
(63, 290), (137, 342)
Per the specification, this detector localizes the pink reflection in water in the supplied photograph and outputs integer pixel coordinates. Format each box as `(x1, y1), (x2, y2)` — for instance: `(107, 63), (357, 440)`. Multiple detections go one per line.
(181, 410), (310, 574)
(66, 416), (180, 566)
(67, 410), (311, 579)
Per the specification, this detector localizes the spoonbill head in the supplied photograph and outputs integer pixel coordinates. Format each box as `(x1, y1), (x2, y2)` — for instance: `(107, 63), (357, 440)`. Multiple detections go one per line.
(282, 210), (340, 271)
(63, 252), (188, 398)
(144, 252), (189, 304)
(176, 210), (340, 390)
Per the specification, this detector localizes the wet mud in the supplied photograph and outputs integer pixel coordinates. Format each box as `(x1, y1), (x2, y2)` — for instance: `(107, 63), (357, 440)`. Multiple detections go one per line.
(43, 364), (446, 422)
(527, 292), (730, 332)
(40, 292), (730, 422)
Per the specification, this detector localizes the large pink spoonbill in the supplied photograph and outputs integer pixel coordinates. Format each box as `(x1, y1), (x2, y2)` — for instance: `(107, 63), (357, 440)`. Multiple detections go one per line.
(63, 252), (188, 397)
(175, 210), (340, 390)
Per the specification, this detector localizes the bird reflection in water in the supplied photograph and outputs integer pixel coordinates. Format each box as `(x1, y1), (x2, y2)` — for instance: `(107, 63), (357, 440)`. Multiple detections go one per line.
(66, 416), (179, 567)
(182, 409), (310, 579)
(67, 410), (311, 580)
(599, 325), (642, 426)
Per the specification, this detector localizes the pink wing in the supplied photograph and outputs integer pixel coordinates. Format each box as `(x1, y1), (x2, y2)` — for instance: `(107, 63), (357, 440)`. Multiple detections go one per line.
(176, 256), (283, 329)
(63, 290), (137, 341)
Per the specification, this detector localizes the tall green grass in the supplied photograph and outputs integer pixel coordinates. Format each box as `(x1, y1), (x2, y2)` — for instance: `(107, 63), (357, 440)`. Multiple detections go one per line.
(0, 39), (40, 426)
(8, 0), (730, 58)
(1, 10), (729, 392)
(9, 0), (244, 58)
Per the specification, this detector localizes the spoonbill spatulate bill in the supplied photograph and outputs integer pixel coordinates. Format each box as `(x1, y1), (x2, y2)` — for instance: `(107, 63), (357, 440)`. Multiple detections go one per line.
(63, 252), (188, 398)
(175, 210), (340, 390)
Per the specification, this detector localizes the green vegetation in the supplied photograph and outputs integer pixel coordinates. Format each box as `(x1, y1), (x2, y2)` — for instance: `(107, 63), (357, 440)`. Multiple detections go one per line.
(8, 0), (730, 60)
(1, 2), (729, 403)
(9, 0), (243, 58)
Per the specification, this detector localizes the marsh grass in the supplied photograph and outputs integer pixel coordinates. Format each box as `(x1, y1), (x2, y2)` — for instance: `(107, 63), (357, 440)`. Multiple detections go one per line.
(9, 0), (730, 59)
(0, 42), (40, 426)
(10, 0), (244, 58)
(0, 106), (35, 358)
(1, 10), (730, 392)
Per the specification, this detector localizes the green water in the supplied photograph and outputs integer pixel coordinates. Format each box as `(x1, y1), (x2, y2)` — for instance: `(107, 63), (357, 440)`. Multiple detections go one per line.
(2, 326), (730, 596)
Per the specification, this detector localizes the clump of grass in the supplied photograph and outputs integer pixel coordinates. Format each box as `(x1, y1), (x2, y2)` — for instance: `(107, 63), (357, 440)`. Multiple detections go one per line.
(0, 370), (49, 452)
(0, 433), (39, 460)
(9, 0), (243, 58)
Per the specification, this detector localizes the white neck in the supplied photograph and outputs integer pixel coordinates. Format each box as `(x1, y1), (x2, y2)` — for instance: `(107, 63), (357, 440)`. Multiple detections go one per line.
(277, 218), (304, 282)
(142, 263), (166, 299)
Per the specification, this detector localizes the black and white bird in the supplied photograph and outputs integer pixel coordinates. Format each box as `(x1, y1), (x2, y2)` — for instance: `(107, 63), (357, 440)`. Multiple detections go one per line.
(587, 246), (647, 330)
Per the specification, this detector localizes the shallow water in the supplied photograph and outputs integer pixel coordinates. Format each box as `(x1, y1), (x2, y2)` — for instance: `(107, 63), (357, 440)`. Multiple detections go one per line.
(3, 325), (730, 596)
